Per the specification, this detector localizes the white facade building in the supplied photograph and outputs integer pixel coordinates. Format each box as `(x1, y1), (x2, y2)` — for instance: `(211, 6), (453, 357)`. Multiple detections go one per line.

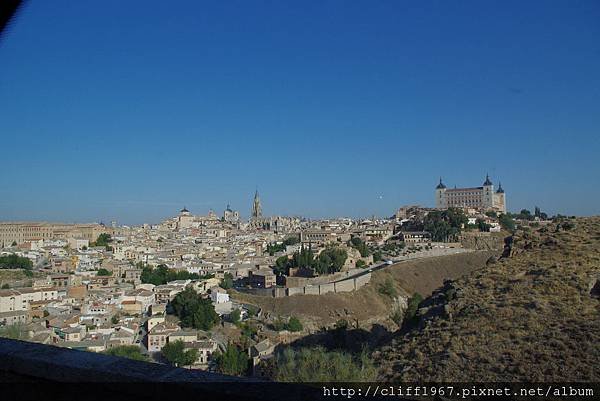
(209, 287), (229, 304)
(435, 175), (506, 213)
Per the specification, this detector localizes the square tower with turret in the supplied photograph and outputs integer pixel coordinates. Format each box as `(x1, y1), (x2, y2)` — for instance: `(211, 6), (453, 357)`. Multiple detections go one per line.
(435, 175), (506, 213)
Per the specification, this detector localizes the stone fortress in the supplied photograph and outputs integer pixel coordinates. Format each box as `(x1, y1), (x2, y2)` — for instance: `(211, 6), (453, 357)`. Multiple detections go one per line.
(435, 174), (506, 213)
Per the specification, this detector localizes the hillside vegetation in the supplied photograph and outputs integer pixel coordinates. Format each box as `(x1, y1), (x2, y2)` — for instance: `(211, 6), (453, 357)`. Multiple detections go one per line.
(233, 251), (494, 330)
(375, 217), (600, 381)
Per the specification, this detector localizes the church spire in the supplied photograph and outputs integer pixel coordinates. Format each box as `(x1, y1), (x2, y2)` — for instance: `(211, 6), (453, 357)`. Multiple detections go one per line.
(252, 190), (262, 219)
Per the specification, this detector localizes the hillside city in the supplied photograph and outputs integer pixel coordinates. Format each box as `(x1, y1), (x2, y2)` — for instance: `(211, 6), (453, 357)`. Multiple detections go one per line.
(1, 175), (577, 380)
(1, 0), (599, 393)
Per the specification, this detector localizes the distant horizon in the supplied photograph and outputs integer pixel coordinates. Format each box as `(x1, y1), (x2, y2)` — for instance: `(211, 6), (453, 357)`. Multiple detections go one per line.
(0, 190), (593, 227)
(1, 2), (599, 224)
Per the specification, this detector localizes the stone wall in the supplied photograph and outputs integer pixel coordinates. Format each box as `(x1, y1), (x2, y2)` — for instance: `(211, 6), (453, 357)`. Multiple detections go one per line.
(0, 338), (316, 400)
(286, 286), (304, 296)
(354, 273), (371, 288)
(334, 279), (355, 293)
(304, 285), (319, 295)
(281, 272), (372, 298)
(318, 283), (335, 295)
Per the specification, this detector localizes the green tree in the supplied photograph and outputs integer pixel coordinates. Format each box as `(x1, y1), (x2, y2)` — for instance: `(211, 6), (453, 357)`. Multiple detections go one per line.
(280, 245), (347, 275)
(239, 322), (258, 344)
(214, 343), (249, 376)
(476, 218), (491, 232)
(372, 251), (383, 262)
(274, 256), (290, 275)
(498, 213), (516, 232)
(0, 323), (30, 340)
(220, 273), (234, 289)
(286, 316), (303, 332)
(140, 265), (167, 285)
(533, 206), (548, 220)
(11, 241), (17, 246)
(104, 345), (149, 362)
(229, 309), (241, 325)
(283, 236), (300, 246)
(91, 233), (113, 251)
(272, 316), (286, 332)
(1, 283), (9, 289)
(404, 292), (423, 324)
(111, 315), (120, 325)
(378, 278), (397, 298)
(519, 209), (533, 220)
(349, 237), (370, 257)
(96, 268), (112, 276)
(314, 247), (347, 275)
(140, 264), (203, 285)
(267, 236), (301, 255)
(0, 254), (33, 270)
(245, 304), (259, 317)
(423, 208), (467, 241)
(355, 259), (366, 268)
(293, 246), (315, 269)
(273, 346), (376, 382)
(93, 233), (113, 247)
(162, 340), (198, 367)
(334, 319), (349, 331)
(275, 255), (289, 268)
(266, 242), (285, 255)
(170, 287), (220, 330)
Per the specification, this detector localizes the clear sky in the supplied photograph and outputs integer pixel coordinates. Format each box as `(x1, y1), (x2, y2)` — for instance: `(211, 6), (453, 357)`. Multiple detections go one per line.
(0, 1), (599, 225)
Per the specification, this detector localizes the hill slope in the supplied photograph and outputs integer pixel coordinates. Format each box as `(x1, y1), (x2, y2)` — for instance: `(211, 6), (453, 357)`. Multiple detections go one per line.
(232, 251), (494, 330)
(375, 217), (600, 381)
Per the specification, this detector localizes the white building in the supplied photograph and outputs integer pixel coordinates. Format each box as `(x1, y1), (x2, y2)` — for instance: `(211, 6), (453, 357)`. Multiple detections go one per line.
(0, 288), (58, 313)
(435, 175), (506, 213)
(210, 287), (229, 304)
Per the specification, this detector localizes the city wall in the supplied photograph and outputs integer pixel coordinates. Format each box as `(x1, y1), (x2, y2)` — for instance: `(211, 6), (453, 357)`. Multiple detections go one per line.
(284, 266), (367, 287)
(240, 248), (470, 298)
(237, 272), (372, 298)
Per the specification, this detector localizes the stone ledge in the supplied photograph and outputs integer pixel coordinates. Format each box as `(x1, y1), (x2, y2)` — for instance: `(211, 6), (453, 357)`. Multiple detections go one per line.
(0, 338), (311, 401)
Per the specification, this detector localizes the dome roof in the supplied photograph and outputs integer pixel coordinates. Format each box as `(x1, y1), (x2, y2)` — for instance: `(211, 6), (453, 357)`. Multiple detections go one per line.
(180, 206), (189, 213)
(483, 174), (493, 186)
(436, 177), (446, 189)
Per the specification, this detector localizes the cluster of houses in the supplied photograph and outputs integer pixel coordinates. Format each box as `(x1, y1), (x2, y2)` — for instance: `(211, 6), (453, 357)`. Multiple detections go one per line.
(0, 202), (515, 373)
(0, 267), (241, 367)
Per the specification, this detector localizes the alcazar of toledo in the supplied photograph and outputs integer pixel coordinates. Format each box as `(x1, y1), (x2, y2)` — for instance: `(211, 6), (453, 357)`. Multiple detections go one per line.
(435, 175), (506, 214)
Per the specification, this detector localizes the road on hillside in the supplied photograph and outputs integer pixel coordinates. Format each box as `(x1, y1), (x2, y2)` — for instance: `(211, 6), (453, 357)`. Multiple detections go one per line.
(330, 248), (473, 284)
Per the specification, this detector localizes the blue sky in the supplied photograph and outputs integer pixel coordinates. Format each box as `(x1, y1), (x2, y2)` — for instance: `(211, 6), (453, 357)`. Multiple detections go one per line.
(0, 1), (599, 224)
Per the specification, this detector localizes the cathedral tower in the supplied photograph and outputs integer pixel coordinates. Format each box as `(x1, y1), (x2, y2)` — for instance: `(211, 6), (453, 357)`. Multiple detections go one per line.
(251, 190), (262, 219)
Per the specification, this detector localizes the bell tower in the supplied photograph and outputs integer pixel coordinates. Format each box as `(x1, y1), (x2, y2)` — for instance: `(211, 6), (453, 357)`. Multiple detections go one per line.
(251, 190), (262, 219)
